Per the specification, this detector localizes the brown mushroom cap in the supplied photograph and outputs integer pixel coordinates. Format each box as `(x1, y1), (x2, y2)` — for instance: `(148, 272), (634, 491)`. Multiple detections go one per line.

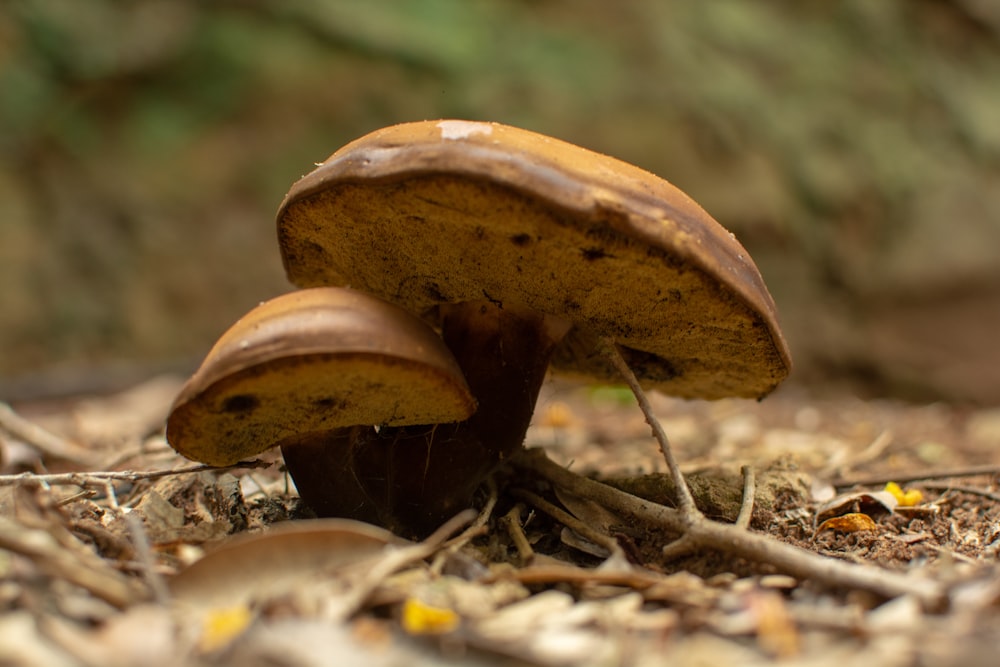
(277, 120), (791, 399)
(166, 287), (476, 466)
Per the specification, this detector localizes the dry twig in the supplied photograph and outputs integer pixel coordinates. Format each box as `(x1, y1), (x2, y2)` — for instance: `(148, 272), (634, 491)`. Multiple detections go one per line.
(0, 402), (94, 463)
(736, 465), (756, 530)
(337, 509), (477, 620)
(516, 451), (946, 607)
(512, 487), (624, 560)
(0, 460), (271, 488)
(124, 511), (170, 604)
(431, 478), (498, 573)
(922, 483), (1000, 504)
(599, 340), (697, 517)
(831, 464), (1000, 489)
(0, 516), (148, 609)
(503, 503), (535, 564)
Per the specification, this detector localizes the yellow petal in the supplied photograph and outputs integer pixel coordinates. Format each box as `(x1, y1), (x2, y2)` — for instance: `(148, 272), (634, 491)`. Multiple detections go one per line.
(199, 605), (253, 653)
(401, 598), (459, 635)
(884, 482), (923, 507)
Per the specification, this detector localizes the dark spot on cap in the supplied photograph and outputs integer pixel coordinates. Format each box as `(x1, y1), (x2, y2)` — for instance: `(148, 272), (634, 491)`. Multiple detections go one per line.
(510, 233), (532, 247)
(222, 394), (258, 414)
(623, 347), (680, 381)
(657, 288), (683, 304)
(424, 282), (447, 301)
(313, 397), (347, 410)
(562, 298), (581, 313)
(581, 246), (613, 261)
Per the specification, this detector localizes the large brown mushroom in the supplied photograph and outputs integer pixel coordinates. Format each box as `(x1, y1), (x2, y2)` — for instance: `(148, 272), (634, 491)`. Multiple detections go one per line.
(274, 120), (792, 536)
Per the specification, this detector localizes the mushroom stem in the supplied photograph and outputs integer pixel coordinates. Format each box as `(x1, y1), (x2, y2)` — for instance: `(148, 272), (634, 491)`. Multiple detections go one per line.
(281, 301), (568, 538)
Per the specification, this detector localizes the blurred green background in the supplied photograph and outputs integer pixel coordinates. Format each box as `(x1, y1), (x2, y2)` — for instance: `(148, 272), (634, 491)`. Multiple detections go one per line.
(2, 0), (999, 403)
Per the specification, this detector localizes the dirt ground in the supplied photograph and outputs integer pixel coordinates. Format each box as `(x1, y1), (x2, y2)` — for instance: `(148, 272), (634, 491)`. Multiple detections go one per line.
(2, 374), (1000, 666)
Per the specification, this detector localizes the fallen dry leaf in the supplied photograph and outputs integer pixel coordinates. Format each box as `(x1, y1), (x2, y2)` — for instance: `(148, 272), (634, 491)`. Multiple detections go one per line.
(168, 518), (398, 609)
(816, 512), (879, 535)
(816, 490), (898, 525)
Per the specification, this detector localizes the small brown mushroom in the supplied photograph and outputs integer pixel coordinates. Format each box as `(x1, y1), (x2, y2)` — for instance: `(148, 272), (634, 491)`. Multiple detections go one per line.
(275, 120), (792, 536)
(165, 287), (476, 466)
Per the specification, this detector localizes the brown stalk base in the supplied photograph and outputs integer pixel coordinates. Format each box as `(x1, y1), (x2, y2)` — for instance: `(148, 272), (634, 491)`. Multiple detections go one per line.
(281, 301), (566, 538)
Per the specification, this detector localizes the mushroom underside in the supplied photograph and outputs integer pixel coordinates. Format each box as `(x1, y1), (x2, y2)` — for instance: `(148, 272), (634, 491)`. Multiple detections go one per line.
(168, 353), (474, 467)
(279, 175), (789, 400)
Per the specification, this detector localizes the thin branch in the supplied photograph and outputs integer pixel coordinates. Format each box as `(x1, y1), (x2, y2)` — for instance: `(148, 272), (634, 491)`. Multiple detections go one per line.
(124, 512), (170, 605)
(54, 489), (97, 507)
(512, 487), (624, 561)
(0, 402), (94, 463)
(431, 478), (498, 574)
(922, 483), (1000, 504)
(598, 340), (698, 517)
(336, 509), (476, 621)
(831, 464), (1000, 489)
(0, 460), (271, 488)
(736, 465), (756, 530)
(495, 562), (665, 590)
(0, 516), (148, 609)
(514, 450), (946, 609)
(659, 534), (698, 561)
(457, 476), (499, 540)
(503, 503), (535, 564)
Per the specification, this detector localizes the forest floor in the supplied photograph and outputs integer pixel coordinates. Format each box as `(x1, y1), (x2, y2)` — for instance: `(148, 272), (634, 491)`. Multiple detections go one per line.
(2, 374), (1000, 666)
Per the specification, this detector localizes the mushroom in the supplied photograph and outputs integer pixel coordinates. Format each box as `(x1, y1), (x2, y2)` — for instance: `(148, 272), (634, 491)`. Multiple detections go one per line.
(273, 120), (792, 536)
(165, 287), (476, 468)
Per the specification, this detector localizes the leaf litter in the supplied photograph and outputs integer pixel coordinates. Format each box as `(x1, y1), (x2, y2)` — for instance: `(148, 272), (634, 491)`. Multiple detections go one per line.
(2, 377), (1000, 665)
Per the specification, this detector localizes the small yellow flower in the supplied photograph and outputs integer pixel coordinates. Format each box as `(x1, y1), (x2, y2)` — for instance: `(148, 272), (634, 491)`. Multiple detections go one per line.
(885, 481), (924, 507)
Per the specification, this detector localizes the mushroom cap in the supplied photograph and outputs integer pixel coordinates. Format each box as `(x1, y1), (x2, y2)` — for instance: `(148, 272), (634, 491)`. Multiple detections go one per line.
(277, 120), (791, 399)
(166, 287), (476, 466)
